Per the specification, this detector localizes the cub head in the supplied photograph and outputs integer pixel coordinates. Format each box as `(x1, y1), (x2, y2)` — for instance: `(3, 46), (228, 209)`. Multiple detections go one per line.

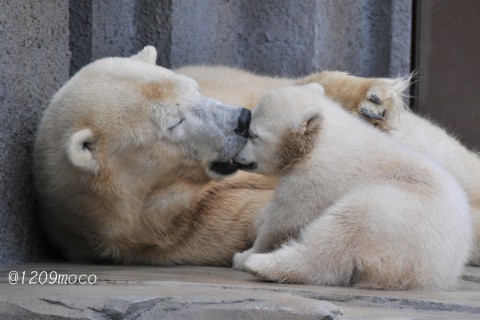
(234, 83), (325, 175)
(34, 46), (250, 260)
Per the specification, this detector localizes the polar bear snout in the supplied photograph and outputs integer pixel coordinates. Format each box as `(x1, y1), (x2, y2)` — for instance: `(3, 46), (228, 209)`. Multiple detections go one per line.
(234, 108), (251, 138)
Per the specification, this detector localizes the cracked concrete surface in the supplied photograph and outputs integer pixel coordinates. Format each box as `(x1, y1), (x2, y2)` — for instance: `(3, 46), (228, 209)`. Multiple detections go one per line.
(0, 263), (479, 319)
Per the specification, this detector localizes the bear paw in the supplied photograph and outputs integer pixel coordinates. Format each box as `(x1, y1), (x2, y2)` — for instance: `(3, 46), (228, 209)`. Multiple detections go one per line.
(357, 77), (410, 131)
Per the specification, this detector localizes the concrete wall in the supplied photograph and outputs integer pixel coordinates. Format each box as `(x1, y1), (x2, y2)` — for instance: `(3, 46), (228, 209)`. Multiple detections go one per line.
(69, 0), (173, 75)
(1, 0), (412, 265)
(169, 0), (412, 77)
(0, 0), (70, 265)
(70, 0), (412, 78)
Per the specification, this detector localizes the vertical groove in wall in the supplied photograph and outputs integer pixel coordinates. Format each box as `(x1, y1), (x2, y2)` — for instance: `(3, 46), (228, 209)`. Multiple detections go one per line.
(410, 0), (420, 111)
(135, 0), (173, 68)
(69, 0), (93, 76)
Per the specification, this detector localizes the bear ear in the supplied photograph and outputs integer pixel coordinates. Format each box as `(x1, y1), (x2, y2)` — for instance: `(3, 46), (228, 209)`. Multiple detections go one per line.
(299, 108), (323, 134)
(66, 128), (99, 173)
(130, 46), (157, 65)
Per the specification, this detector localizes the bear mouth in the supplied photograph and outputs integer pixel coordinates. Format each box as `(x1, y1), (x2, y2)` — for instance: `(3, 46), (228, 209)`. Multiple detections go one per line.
(236, 162), (257, 171)
(210, 160), (258, 176)
(209, 160), (240, 175)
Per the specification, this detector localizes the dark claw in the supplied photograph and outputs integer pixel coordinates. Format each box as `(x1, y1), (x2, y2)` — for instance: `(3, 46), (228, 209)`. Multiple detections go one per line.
(368, 94), (383, 105)
(359, 108), (384, 121)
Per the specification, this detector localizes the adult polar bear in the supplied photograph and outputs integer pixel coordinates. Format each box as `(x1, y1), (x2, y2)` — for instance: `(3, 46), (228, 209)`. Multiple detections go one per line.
(35, 46), (479, 266)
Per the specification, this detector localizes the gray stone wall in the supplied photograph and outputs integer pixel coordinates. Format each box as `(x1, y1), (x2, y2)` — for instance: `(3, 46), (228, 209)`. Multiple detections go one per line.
(70, 0), (412, 77)
(170, 0), (412, 77)
(69, 0), (173, 75)
(1, 0), (411, 265)
(0, 0), (70, 265)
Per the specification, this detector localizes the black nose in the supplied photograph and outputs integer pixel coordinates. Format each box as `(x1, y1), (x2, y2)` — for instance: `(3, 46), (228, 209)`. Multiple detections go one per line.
(234, 108), (251, 138)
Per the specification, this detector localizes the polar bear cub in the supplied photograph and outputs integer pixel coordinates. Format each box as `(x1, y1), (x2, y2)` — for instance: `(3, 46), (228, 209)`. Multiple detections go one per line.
(233, 84), (472, 290)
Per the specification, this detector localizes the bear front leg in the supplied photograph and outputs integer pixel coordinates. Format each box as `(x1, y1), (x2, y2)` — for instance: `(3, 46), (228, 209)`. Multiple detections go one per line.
(297, 71), (411, 131)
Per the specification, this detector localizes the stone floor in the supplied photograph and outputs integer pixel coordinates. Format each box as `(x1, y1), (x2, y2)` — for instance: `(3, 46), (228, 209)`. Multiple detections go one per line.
(0, 263), (479, 319)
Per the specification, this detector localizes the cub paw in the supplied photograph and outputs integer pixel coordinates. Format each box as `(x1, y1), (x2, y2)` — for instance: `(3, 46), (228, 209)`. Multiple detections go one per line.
(244, 253), (281, 282)
(232, 249), (254, 271)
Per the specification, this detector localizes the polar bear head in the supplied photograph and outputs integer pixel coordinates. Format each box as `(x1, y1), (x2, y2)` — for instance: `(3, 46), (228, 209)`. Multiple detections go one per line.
(234, 84), (325, 175)
(34, 46), (250, 260)
(36, 46), (250, 181)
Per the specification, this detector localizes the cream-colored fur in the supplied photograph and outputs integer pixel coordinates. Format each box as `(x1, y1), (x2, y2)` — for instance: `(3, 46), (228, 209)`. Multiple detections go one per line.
(176, 66), (403, 131)
(387, 112), (480, 266)
(34, 46), (418, 266)
(232, 84), (472, 290)
(179, 65), (480, 266)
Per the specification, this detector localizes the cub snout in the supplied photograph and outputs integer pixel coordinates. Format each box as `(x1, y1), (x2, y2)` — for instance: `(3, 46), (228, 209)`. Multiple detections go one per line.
(233, 148), (258, 172)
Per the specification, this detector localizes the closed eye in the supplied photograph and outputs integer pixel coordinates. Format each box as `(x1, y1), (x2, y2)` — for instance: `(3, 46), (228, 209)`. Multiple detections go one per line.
(168, 118), (185, 130)
(248, 132), (258, 139)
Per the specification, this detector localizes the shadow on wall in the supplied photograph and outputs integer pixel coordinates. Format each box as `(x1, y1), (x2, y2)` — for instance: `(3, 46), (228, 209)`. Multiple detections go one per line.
(0, 0), (412, 266)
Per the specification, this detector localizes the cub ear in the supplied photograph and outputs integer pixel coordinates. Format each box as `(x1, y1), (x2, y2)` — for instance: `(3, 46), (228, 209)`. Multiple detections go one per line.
(66, 128), (98, 173)
(304, 82), (325, 95)
(298, 108), (323, 134)
(130, 45), (157, 65)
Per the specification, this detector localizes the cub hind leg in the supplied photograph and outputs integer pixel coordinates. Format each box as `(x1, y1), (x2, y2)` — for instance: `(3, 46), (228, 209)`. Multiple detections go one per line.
(245, 184), (469, 289)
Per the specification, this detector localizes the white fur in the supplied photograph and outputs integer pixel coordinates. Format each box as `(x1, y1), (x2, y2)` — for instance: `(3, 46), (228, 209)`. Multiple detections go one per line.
(233, 84), (472, 290)
(387, 106), (480, 266)
(350, 75), (480, 265)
